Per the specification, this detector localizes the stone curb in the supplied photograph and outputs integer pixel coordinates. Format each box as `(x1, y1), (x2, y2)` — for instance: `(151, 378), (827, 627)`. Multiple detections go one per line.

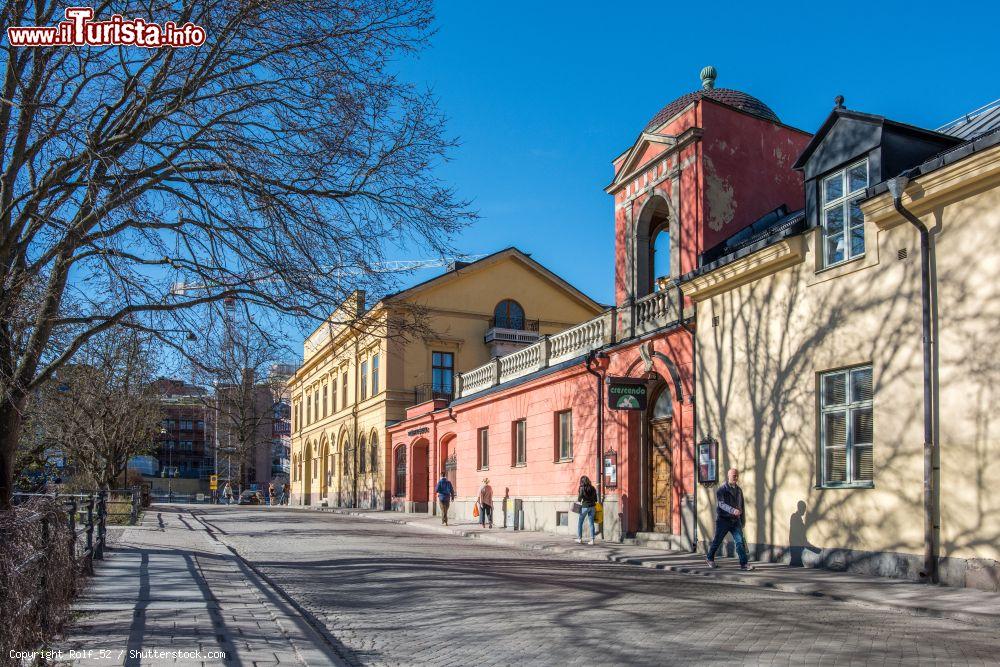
(317, 506), (1000, 628)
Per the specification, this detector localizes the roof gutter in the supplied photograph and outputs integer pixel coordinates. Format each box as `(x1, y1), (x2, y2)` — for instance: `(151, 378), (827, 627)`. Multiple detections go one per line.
(888, 172), (938, 585)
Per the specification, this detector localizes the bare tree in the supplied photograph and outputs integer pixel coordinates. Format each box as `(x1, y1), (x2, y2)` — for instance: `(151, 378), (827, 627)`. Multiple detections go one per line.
(0, 0), (472, 506)
(32, 330), (162, 490)
(193, 303), (287, 489)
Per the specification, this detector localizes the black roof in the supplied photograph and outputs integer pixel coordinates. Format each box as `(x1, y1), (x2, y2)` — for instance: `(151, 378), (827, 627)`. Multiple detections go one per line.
(683, 207), (807, 282)
(792, 108), (960, 171)
(937, 99), (1000, 140)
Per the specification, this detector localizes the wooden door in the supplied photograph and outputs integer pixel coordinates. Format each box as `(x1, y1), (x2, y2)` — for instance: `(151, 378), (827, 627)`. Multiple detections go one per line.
(650, 419), (672, 533)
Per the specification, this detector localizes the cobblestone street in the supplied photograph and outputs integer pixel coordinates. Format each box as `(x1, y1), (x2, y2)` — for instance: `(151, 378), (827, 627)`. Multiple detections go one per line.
(188, 506), (998, 666)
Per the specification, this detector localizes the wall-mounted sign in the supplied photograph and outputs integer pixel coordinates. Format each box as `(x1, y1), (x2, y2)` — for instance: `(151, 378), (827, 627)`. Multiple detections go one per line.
(603, 449), (618, 488)
(698, 438), (718, 485)
(607, 377), (647, 410)
(407, 426), (430, 437)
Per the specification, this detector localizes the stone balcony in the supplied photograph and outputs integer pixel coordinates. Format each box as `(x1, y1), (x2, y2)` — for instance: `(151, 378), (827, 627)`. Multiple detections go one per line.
(457, 288), (684, 399)
(484, 317), (541, 357)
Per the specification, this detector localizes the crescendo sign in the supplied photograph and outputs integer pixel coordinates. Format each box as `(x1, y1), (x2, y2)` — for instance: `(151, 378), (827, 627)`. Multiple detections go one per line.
(607, 377), (647, 410)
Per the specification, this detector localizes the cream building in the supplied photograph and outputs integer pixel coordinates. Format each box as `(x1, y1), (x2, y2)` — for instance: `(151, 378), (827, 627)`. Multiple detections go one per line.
(684, 103), (1000, 590)
(289, 248), (604, 508)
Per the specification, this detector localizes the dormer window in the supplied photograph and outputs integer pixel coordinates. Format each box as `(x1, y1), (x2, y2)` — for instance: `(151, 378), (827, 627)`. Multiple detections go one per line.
(821, 159), (868, 267)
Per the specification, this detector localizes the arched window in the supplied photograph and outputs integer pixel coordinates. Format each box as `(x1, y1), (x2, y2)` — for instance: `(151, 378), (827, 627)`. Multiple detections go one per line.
(358, 435), (367, 474)
(342, 437), (351, 476)
(652, 226), (670, 290)
(636, 196), (671, 298)
(652, 388), (673, 420)
(493, 299), (525, 330)
(370, 432), (379, 472)
(393, 447), (407, 497)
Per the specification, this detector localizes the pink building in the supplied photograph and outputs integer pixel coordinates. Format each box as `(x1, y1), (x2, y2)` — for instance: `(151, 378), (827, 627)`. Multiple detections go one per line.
(387, 68), (811, 544)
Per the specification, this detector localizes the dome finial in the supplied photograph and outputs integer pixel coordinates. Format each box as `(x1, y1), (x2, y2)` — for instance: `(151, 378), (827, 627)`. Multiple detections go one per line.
(700, 65), (717, 90)
(834, 94), (845, 109)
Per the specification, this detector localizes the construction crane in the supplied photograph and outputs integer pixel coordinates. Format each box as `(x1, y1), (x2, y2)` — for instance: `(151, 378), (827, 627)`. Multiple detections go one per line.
(169, 254), (487, 297)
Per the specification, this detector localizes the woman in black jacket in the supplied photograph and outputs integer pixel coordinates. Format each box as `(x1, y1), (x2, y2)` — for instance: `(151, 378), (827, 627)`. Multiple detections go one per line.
(576, 476), (598, 545)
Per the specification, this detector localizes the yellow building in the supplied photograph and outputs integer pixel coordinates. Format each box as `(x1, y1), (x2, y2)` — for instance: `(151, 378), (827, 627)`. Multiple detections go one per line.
(289, 248), (604, 508)
(684, 104), (1000, 590)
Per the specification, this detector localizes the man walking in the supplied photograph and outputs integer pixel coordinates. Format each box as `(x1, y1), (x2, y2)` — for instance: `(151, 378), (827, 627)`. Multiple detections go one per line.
(435, 473), (455, 525)
(706, 467), (754, 571)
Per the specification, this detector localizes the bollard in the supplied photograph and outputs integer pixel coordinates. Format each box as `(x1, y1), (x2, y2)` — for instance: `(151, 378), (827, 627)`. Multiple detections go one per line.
(130, 490), (139, 525)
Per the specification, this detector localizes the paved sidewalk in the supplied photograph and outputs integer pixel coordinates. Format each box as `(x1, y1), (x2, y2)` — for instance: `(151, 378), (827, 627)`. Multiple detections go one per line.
(54, 506), (346, 666)
(322, 507), (1000, 628)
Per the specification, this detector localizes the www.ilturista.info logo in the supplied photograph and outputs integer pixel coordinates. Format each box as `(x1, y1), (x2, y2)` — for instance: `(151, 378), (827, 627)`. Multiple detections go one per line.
(7, 7), (206, 47)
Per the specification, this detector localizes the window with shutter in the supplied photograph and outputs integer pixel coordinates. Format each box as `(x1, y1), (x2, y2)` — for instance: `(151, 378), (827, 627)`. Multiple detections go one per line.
(820, 365), (874, 486)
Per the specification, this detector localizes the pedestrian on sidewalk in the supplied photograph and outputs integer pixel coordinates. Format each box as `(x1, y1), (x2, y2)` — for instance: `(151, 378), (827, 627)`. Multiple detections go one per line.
(576, 476), (598, 545)
(435, 473), (455, 525)
(222, 481), (234, 506)
(268, 483), (276, 507)
(706, 467), (754, 571)
(280, 482), (289, 505)
(478, 478), (494, 528)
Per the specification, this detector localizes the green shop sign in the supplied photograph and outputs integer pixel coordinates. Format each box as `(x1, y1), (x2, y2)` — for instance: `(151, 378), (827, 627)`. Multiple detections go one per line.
(607, 377), (647, 410)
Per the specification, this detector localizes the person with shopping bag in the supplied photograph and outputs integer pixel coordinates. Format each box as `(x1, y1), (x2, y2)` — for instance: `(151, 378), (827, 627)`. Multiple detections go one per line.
(477, 478), (494, 528)
(575, 476), (598, 544)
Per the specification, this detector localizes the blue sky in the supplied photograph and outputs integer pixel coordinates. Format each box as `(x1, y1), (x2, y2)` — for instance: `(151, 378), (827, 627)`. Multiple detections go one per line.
(287, 0), (1000, 356)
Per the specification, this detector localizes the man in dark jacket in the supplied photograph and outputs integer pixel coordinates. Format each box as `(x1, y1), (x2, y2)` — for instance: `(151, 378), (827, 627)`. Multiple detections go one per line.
(435, 473), (455, 525)
(706, 467), (754, 571)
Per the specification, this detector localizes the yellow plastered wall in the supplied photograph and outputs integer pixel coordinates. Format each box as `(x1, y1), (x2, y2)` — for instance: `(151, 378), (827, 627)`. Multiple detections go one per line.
(693, 154), (1000, 564)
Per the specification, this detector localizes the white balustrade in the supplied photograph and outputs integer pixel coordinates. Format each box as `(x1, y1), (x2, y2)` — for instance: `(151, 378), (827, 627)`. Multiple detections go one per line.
(498, 342), (542, 384)
(549, 312), (612, 365)
(458, 309), (624, 398)
(634, 289), (678, 335)
(460, 360), (496, 397)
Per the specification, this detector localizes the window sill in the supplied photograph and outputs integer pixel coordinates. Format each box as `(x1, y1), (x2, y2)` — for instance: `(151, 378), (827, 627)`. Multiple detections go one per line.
(511, 463), (527, 468)
(816, 482), (874, 490)
(555, 457), (574, 464)
(816, 252), (865, 275)
(477, 467), (489, 472)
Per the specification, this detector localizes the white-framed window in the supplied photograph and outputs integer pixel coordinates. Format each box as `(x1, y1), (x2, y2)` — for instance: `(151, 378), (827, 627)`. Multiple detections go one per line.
(512, 419), (526, 466)
(477, 427), (489, 470)
(360, 360), (368, 400)
(820, 365), (873, 486)
(821, 159), (868, 267)
(557, 410), (573, 461)
(371, 353), (380, 395)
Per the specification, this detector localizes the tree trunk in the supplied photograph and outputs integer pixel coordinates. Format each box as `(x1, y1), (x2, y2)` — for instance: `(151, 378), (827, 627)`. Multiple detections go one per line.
(0, 394), (28, 509)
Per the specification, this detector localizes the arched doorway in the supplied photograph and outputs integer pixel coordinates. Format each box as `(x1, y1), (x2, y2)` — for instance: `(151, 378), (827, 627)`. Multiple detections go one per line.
(393, 445), (407, 499)
(648, 386), (674, 533)
(303, 441), (314, 506)
(411, 438), (430, 512)
(320, 438), (330, 499)
(440, 433), (457, 493)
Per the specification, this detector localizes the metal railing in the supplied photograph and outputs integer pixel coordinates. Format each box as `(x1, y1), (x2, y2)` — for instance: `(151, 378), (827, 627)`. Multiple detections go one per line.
(407, 383), (454, 407)
(488, 316), (539, 331)
(12, 489), (141, 569)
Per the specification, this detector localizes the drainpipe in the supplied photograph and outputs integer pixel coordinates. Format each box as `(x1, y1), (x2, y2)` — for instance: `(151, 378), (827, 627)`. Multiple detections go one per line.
(585, 352), (607, 501)
(678, 280), (698, 552)
(888, 173), (937, 584)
